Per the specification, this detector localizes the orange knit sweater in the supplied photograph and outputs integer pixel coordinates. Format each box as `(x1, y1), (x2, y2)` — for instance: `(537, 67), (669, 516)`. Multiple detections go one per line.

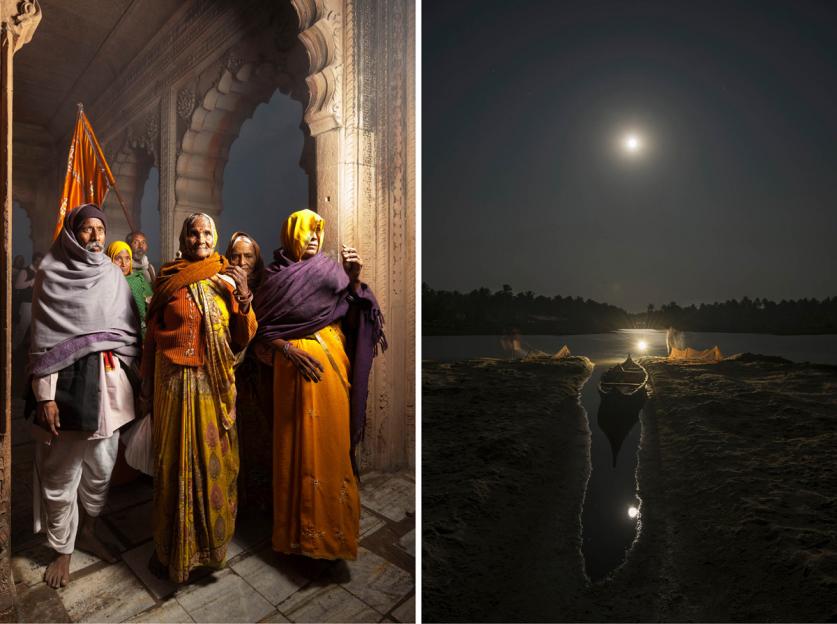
(142, 276), (257, 378)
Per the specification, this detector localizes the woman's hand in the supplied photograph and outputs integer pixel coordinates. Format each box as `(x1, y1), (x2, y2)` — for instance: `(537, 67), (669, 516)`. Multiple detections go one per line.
(224, 265), (251, 299)
(36, 400), (60, 436)
(341, 245), (362, 285)
(285, 344), (325, 382)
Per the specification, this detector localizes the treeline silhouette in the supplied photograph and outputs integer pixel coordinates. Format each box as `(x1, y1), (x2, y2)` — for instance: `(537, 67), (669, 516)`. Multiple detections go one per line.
(634, 297), (837, 334)
(423, 285), (837, 335)
(423, 284), (631, 335)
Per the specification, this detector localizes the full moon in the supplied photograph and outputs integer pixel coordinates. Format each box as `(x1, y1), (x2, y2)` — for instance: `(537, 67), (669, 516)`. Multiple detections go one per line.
(623, 134), (642, 153)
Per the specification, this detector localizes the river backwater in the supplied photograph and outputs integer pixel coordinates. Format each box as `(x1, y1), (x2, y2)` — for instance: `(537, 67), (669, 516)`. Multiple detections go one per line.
(423, 330), (837, 581)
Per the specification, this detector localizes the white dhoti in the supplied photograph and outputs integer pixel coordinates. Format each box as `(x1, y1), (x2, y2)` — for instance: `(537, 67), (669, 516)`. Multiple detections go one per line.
(33, 432), (119, 554)
(31, 352), (135, 553)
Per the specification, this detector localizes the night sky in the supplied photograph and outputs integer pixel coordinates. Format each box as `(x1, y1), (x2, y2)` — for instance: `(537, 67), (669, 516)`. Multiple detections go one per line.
(424, 0), (837, 312)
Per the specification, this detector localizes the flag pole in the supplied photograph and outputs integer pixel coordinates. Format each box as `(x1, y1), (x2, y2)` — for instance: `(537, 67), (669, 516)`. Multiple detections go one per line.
(108, 184), (136, 234)
(77, 102), (136, 233)
(52, 106), (84, 240)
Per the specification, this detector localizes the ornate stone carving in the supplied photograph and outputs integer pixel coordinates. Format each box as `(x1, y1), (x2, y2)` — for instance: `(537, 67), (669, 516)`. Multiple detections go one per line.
(290, 0), (317, 32)
(145, 111), (159, 142)
(177, 87), (196, 120)
(145, 111), (160, 165)
(5, 0), (42, 53)
(293, 0), (343, 135)
(225, 52), (244, 77)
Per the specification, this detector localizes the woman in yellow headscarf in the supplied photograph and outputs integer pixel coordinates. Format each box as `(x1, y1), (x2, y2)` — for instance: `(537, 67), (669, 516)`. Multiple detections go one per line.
(107, 241), (153, 337)
(253, 209), (385, 560)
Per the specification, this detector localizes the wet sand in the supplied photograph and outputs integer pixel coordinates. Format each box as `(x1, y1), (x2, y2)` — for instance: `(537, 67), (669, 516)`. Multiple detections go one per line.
(423, 353), (837, 622)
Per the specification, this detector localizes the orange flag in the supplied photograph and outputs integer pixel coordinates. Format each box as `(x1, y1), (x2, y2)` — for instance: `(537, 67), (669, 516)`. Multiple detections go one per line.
(53, 106), (116, 240)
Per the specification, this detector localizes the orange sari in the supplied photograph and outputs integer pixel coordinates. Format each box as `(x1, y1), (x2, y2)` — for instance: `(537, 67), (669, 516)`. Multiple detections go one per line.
(272, 321), (359, 559)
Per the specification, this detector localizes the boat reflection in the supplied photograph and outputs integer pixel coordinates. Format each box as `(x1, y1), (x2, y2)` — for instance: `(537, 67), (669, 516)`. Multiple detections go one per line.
(596, 396), (642, 467)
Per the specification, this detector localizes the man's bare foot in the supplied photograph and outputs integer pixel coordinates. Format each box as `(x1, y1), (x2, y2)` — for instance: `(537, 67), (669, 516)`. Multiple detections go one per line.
(44, 553), (71, 588)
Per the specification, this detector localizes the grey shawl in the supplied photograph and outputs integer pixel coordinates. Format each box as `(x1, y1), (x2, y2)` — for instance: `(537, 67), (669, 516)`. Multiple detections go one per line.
(132, 255), (156, 285)
(29, 223), (140, 376)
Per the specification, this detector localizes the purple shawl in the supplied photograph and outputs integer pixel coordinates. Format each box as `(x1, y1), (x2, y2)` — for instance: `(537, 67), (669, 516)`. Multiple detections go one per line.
(253, 249), (387, 470)
(254, 250), (350, 341)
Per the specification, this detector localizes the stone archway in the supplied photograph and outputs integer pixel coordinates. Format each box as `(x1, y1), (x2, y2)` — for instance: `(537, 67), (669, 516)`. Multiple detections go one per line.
(171, 58), (308, 255)
(165, 0), (345, 259)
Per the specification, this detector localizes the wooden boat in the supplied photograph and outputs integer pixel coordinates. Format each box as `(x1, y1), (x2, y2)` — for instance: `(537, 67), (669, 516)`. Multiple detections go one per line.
(598, 355), (648, 403)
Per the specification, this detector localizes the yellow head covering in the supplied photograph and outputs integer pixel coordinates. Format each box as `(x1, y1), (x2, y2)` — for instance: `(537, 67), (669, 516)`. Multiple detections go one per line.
(106, 240), (132, 263)
(281, 209), (325, 261)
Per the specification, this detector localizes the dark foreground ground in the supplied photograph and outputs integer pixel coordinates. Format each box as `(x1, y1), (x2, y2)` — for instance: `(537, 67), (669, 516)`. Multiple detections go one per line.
(423, 354), (837, 622)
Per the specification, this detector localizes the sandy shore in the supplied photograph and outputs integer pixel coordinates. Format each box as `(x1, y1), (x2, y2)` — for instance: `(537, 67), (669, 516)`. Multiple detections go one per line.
(423, 353), (837, 622)
(423, 356), (594, 621)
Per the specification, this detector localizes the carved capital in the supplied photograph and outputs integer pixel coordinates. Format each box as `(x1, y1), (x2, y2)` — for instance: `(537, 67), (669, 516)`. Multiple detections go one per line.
(225, 52), (244, 77)
(2, 0), (41, 53)
(293, 1), (343, 136)
(124, 110), (159, 164)
(290, 0), (319, 31)
(145, 111), (159, 142)
(176, 87), (195, 120)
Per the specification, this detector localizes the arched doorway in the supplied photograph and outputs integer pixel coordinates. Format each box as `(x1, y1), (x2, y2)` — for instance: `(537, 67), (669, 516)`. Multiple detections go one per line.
(170, 53), (310, 260)
(220, 91), (308, 250)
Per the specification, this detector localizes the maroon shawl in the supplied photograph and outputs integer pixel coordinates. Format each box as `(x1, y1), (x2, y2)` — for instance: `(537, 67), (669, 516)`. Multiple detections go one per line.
(253, 249), (386, 471)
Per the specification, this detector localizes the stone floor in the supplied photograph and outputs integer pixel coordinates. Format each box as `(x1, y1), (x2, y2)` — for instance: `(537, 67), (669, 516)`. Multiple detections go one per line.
(9, 398), (415, 623)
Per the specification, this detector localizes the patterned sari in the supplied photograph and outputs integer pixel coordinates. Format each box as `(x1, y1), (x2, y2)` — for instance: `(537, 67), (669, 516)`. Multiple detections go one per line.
(151, 279), (241, 582)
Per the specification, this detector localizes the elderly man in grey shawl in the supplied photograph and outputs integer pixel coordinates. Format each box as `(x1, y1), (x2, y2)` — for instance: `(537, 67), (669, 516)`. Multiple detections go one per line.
(28, 204), (140, 588)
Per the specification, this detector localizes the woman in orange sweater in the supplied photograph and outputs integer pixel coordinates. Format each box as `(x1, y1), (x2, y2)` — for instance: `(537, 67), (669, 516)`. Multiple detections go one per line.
(142, 213), (257, 582)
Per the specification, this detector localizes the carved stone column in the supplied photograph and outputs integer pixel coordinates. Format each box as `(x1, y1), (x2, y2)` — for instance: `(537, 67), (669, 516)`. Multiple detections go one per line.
(160, 88), (178, 261)
(1, 2), (41, 618)
(294, 0), (415, 471)
(296, 0), (344, 254)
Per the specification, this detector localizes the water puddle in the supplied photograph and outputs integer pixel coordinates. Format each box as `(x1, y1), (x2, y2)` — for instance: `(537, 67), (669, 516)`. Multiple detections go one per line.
(580, 361), (643, 582)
